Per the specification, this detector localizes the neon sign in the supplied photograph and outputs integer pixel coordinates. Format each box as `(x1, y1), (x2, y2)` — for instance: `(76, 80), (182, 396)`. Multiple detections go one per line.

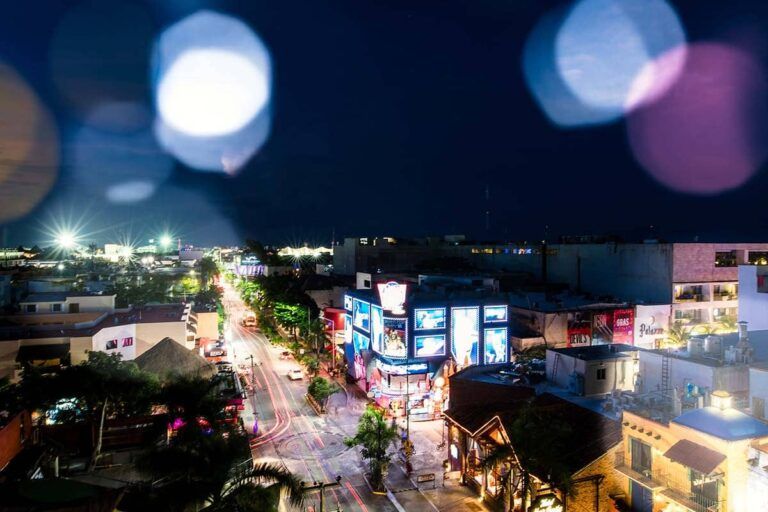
(529, 495), (563, 512)
(377, 281), (407, 314)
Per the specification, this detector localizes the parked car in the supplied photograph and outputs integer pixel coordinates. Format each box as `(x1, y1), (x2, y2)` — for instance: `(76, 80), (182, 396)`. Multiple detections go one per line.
(280, 351), (292, 360)
(287, 368), (303, 381)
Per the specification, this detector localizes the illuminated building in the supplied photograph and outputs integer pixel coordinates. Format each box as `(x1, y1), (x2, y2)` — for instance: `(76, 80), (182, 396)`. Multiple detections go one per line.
(443, 366), (624, 511)
(615, 390), (768, 512)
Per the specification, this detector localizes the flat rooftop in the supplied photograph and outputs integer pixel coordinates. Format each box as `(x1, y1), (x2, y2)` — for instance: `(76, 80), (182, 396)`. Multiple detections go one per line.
(0, 304), (187, 341)
(21, 291), (114, 302)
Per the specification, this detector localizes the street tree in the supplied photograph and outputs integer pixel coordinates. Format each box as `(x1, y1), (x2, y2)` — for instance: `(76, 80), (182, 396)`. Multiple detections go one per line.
(344, 405), (398, 491)
(307, 377), (340, 411)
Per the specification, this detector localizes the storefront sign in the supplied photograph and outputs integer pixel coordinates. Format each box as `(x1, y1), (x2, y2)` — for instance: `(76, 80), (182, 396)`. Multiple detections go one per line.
(529, 495), (563, 512)
(567, 311), (592, 347)
(377, 281), (407, 314)
(375, 359), (427, 375)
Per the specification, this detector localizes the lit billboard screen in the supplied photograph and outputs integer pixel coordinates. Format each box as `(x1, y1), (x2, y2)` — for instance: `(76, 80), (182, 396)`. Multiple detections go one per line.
(353, 331), (370, 353)
(451, 307), (479, 366)
(344, 295), (353, 311)
(415, 335), (446, 357)
(484, 328), (508, 364)
(344, 314), (352, 345)
(382, 317), (407, 358)
(484, 305), (508, 323)
(370, 305), (384, 353)
(414, 308), (446, 330)
(352, 299), (370, 332)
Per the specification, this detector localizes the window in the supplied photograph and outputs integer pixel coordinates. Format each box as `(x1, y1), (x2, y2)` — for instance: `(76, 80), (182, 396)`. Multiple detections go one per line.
(596, 368), (607, 380)
(715, 251), (737, 267)
(105, 339), (117, 350)
(25, 304), (36, 313)
(51, 303), (62, 312)
(68, 303), (79, 313)
(750, 251), (768, 265)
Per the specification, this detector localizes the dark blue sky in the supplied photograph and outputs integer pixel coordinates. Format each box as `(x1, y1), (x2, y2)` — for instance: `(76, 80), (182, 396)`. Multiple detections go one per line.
(2, 0), (768, 246)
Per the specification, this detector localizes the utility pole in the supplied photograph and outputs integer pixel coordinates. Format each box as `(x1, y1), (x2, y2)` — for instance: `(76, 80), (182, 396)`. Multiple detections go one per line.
(248, 354), (255, 388)
(301, 476), (342, 512)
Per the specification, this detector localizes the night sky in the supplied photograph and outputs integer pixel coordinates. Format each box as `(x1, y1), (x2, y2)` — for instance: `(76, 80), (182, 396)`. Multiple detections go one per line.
(3, 0), (768, 246)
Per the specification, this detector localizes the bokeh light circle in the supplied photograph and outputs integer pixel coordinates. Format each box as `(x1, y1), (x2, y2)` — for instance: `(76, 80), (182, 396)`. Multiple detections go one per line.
(152, 10), (272, 174)
(0, 63), (59, 223)
(627, 44), (768, 195)
(158, 49), (268, 137)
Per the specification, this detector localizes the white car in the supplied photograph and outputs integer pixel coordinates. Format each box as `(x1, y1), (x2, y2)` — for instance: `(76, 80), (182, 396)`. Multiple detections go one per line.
(287, 369), (303, 381)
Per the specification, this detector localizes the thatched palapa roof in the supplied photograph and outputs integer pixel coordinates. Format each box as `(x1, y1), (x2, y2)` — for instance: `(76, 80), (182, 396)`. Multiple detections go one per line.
(134, 337), (215, 381)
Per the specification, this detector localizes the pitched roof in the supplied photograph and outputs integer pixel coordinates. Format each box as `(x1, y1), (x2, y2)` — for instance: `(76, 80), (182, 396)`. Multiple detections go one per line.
(664, 439), (726, 475)
(445, 393), (622, 477)
(134, 337), (215, 381)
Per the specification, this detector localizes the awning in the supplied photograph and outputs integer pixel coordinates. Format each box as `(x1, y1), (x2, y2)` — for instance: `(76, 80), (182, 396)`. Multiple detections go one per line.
(664, 439), (726, 475)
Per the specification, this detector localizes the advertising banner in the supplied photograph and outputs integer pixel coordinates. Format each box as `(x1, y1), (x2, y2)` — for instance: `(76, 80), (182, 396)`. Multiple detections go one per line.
(377, 281), (407, 314)
(484, 305), (508, 323)
(612, 308), (635, 344)
(415, 308), (446, 330)
(344, 314), (352, 345)
(452, 307), (479, 366)
(414, 334), (446, 357)
(484, 327), (508, 363)
(352, 298), (370, 332)
(567, 311), (592, 347)
(382, 317), (407, 358)
(353, 331), (370, 353)
(634, 304), (670, 348)
(371, 305), (384, 353)
(592, 311), (613, 345)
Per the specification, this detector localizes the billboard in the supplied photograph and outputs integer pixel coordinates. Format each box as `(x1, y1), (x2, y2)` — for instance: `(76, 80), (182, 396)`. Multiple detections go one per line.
(414, 334), (446, 357)
(382, 317), (407, 358)
(634, 305), (669, 348)
(484, 328), (508, 364)
(592, 311), (613, 345)
(612, 308), (634, 344)
(567, 311), (592, 347)
(371, 305), (384, 353)
(352, 298), (370, 332)
(344, 314), (352, 345)
(414, 308), (446, 330)
(353, 330), (370, 353)
(344, 294), (353, 311)
(377, 281), (407, 314)
(452, 307), (479, 366)
(484, 305), (508, 323)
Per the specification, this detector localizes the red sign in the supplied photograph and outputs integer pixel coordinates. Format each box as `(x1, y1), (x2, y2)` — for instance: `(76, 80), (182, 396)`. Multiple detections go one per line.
(567, 311), (592, 347)
(612, 309), (634, 344)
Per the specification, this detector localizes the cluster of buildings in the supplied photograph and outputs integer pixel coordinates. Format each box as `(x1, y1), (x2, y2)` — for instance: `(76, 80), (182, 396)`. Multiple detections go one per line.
(332, 236), (768, 511)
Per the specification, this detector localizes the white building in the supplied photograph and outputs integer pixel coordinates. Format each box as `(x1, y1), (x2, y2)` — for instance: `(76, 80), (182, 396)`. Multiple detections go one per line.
(738, 265), (768, 331)
(19, 292), (115, 314)
(545, 343), (638, 396)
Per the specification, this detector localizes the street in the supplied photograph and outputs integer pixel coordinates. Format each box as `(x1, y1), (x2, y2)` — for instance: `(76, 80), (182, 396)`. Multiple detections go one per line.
(220, 283), (489, 512)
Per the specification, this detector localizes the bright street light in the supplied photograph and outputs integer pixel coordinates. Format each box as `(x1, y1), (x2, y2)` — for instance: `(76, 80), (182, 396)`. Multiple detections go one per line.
(57, 263), (64, 271)
(56, 231), (76, 249)
(159, 235), (173, 248)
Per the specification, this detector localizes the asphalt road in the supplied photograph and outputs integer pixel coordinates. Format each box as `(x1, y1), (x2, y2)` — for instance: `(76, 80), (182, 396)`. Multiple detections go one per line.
(221, 283), (397, 512)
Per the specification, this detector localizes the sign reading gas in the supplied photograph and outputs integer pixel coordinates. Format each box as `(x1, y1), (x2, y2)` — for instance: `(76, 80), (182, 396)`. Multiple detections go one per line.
(377, 281), (407, 315)
(529, 494), (563, 512)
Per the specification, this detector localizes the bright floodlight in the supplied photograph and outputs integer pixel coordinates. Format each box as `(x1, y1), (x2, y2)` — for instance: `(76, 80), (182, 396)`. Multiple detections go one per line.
(158, 49), (268, 137)
(56, 231), (76, 249)
(57, 263), (65, 271)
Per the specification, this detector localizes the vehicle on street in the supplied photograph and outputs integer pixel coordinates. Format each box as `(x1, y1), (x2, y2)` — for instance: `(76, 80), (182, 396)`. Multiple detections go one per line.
(287, 368), (303, 381)
(242, 313), (256, 327)
(280, 351), (292, 360)
(216, 361), (234, 373)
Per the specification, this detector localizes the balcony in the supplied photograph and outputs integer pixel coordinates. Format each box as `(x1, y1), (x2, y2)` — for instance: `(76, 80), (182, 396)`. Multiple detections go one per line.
(615, 453), (724, 512)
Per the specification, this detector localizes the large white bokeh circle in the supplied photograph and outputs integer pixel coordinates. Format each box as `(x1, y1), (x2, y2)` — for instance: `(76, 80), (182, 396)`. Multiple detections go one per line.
(158, 49), (268, 137)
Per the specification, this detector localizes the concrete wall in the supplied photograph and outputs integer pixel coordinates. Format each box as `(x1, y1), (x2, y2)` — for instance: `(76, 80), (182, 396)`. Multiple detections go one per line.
(93, 324), (137, 360)
(135, 321), (189, 354)
(546, 243), (674, 303)
(671, 243), (768, 283)
(750, 367), (768, 419)
(639, 351), (749, 396)
(546, 351), (636, 396)
(570, 445), (624, 512)
(196, 311), (219, 340)
(510, 307), (568, 347)
(739, 265), (768, 331)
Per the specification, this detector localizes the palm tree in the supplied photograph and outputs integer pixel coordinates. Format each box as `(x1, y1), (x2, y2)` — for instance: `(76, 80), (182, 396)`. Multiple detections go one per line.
(345, 406), (399, 491)
(717, 315), (738, 333)
(665, 321), (692, 348)
(207, 462), (305, 511)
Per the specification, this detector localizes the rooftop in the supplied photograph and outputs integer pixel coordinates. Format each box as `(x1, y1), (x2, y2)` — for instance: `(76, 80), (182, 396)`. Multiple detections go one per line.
(21, 291), (114, 303)
(672, 406), (768, 441)
(549, 343), (637, 361)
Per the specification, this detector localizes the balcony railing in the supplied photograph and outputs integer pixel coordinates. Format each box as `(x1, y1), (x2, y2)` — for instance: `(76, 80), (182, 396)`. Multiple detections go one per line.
(615, 453), (724, 512)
